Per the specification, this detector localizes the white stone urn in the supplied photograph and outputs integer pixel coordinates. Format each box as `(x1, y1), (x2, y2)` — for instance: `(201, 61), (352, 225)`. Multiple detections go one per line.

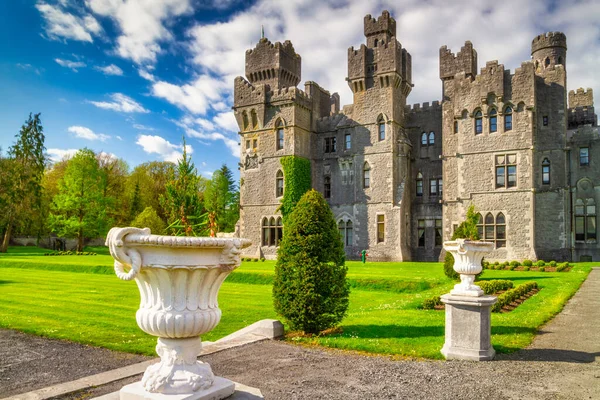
(443, 239), (494, 297)
(106, 227), (251, 397)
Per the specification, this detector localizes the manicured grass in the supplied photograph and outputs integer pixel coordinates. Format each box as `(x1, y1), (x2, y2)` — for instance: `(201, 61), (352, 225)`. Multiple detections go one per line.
(0, 246), (593, 359)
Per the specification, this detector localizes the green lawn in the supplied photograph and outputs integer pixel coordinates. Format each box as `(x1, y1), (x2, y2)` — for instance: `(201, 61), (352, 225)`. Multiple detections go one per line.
(0, 246), (593, 359)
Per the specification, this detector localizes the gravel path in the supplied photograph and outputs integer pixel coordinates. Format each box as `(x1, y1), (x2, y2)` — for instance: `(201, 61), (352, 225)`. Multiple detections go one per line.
(2, 269), (598, 400)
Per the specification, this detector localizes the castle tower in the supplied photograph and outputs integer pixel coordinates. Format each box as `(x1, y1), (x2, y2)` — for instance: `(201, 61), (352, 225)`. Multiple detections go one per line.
(245, 38), (301, 90)
(531, 32), (567, 71)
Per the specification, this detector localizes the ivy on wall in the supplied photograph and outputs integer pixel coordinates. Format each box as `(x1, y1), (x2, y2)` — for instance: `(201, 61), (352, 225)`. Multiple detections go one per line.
(279, 156), (312, 221)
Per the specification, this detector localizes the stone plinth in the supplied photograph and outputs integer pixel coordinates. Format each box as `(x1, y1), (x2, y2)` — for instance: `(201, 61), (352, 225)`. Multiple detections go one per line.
(120, 377), (235, 400)
(440, 294), (497, 361)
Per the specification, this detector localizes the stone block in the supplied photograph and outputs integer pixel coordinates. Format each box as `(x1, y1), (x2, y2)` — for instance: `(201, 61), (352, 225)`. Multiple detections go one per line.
(120, 377), (235, 400)
(440, 294), (497, 361)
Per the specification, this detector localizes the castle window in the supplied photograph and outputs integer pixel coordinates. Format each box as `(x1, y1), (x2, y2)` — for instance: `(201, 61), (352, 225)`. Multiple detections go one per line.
(374, 38), (378, 47)
(363, 162), (371, 188)
(276, 120), (284, 150)
(495, 154), (517, 189)
(324, 137), (337, 153)
(339, 220), (353, 247)
(575, 199), (596, 242)
(416, 172), (423, 196)
(428, 131), (435, 145)
(489, 109), (497, 133)
(344, 133), (351, 150)
(476, 213), (484, 239)
(246, 139), (251, 149)
(251, 110), (258, 129)
(545, 57), (550, 67)
(439, 178), (443, 197)
(378, 121), (386, 141)
(269, 217), (276, 246)
(435, 219), (443, 247)
(262, 218), (269, 246)
(558, 56), (563, 65)
(477, 211), (506, 248)
(276, 170), (284, 197)
(242, 112), (249, 131)
(504, 106), (513, 131)
(580, 147), (589, 166)
(429, 179), (438, 196)
(324, 176), (331, 199)
(253, 139), (257, 149)
(454, 121), (459, 134)
(474, 110), (483, 134)
(377, 214), (385, 243)
(276, 217), (283, 245)
(421, 132), (428, 145)
(418, 219), (425, 247)
(496, 213), (506, 248)
(543, 116), (548, 126)
(542, 158), (551, 184)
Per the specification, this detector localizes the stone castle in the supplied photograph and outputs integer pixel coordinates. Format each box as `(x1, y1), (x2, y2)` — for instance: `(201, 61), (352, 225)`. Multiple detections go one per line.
(233, 11), (599, 262)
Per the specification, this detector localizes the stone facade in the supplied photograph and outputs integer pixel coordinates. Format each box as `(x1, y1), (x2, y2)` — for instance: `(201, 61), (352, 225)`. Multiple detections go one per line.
(234, 11), (599, 262)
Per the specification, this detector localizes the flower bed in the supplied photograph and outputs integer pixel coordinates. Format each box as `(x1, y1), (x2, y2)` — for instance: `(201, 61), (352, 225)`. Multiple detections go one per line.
(482, 260), (571, 272)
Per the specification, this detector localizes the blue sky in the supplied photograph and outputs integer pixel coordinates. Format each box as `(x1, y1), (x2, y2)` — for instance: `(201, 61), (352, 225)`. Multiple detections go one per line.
(0, 0), (598, 178)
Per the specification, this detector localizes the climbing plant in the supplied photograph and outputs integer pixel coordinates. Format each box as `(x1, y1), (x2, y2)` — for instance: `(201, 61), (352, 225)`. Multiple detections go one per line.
(279, 155), (311, 221)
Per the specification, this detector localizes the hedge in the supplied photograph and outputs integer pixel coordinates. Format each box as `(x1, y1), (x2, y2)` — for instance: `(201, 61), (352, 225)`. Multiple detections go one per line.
(492, 281), (538, 312)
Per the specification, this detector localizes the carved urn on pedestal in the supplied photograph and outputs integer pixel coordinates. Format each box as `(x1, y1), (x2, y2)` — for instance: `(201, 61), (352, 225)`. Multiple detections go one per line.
(444, 238), (494, 296)
(106, 227), (251, 399)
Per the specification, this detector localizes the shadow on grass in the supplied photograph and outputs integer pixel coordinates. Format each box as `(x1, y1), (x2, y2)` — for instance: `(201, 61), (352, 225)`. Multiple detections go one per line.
(497, 348), (600, 363)
(0, 280), (15, 285)
(339, 324), (444, 339)
(479, 276), (554, 281)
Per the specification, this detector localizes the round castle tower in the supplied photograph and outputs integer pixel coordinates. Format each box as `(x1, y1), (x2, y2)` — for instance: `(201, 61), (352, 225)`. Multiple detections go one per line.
(531, 32), (567, 72)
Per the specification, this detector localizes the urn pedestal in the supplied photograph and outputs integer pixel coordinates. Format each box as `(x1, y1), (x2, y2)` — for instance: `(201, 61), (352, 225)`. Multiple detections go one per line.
(106, 227), (251, 400)
(441, 239), (497, 361)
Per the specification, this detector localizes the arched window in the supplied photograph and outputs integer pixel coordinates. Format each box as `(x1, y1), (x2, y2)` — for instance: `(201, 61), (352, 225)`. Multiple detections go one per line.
(496, 213), (506, 248)
(545, 57), (550, 67)
(324, 176), (331, 199)
(504, 106), (513, 131)
(476, 213), (484, 238)
(276, 120), (284, 150)
(484, 213), (495, 242)
(416, 172), (423, 196)
(489, 109), (497, 133)
(276, 217), (283, 245)
(262, 218), (270, 246)
(454, 120), (459, 134)
(276, 170), (284, 197)
(542, 158), (550, 184)
(251, 110), (258, 129)
(421, 132), (428, 145)
(378, 119), (385, 141)
(474, 110), (483, 134)
(575, 198), (596, 242)
(242, 111), (249, 131)
(345, 221), (353, 246)
(477, 212), (507, 248)
(269, 217), (276, 246)
(363, 162), (371, 188)
(374, 38), (378, 47)
(428, 131), (435, 145)
(338, 220), (345, 240)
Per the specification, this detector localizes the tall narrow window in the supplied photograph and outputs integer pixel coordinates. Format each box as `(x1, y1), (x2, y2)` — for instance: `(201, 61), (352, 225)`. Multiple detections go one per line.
(504, 106), (513, 131)
(252, 139), (257, 149)
(435, 219), (443, 246)
(485, 213), (495, 242)
(575, 199), (597, 242)
(418, 219), (425, 247)
(276, 170), (284, 197)
(276, 217), (283, 245)
(489, 109), (497, 133)
(438, 179), (443, 197)
(429, 179), (438, 196)
(542, 158), (551, 184)
(543, 116), (549, 126)
(454, 120), (459, 134)
(346, 221), (353, 246)
(421, 132), (428, 145)
(276, 120), (284, 150)
(251, 110), (258, 129)
(428, 131), (435, 145)
(496, 213), (506, 248)
(338, 220), (345, 240)
(344, 133), (351, 150)
(416, 172), (423, 196)
(476, 213), (484, 239)
(262, 218), (269, 246)
(242, 112), (249, 131)
(246, 139), (251, 149)
(363, 163), (371, 188)
(324, 176), (331, 199)
(496, 154), (517, 188)
(474, 110), (483, 134)
(378, 121), (385, 141)
(377, 214), (385, 243)
(269, 217), (276, 246)
(580, 147), (589, 166)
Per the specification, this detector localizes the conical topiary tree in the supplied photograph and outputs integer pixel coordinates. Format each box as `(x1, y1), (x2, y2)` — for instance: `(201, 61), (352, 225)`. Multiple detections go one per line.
(273, 189), (349, 334)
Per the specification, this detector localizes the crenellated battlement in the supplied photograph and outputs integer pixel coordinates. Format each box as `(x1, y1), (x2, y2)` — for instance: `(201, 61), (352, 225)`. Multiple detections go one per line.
(405, 101), (441, 113)
(439, 41), (478, 80)
(233, 76), (266, 108)
(245, 37), (301, 89)
(531, 32), (567, 54)
(569, 88), (594, 108)
(364, 10), (396, 38)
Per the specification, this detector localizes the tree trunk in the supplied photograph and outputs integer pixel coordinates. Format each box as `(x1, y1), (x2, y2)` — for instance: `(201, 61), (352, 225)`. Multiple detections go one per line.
(1, 221), (13, 253)
(78, 229), (84, 252)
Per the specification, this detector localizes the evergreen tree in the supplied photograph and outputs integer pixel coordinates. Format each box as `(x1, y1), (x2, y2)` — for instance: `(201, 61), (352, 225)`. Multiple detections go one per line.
(50, 148), (111, 251)
(128, 181), (143, 223)
(204, 164), (239, 235)
(273, 189), (349, 334)
(1, 113), (46, 252)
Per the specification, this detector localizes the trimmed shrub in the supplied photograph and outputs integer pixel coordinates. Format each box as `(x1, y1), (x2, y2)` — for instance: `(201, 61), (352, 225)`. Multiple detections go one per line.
(502, 261), (510, 267)
(510, 260), (520, 268)
(422, 296), (442, 310)
(535, 260), (546, 267)
(260, 258), (266, 262)
(523, 266), (530, 271)
(538, 266), (545, 272)
(549, 260), (557, 267)
(273, 189), (349, 334)
(476, 279), (514, 295)
(522, 259), (533, 267)
(556, 262), (570, 272)
(252, 258), (258, 262)
(492, 281), (538, 312)
(482, 261), (490, 269)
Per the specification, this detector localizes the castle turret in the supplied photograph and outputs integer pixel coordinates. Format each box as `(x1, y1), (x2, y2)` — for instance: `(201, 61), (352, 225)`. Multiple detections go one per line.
(439, 41), (478, 81)
(531, 32), (567, 72)
(245, 38), (301, 89)
(569, 88), (597, 128)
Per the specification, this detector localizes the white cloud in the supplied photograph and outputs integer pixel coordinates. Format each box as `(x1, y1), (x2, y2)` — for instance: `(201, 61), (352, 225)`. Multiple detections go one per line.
(136, 134), (192, 163)
(151, 74), (229, 115)
(195, 118), (215, 131)
(133, 123), (155, 131)
(88, 93), (149, 113)
(174, 117), (239, 157)
(213, 112), (238, 132)
(68, 125), (110, 141)
(116, 135), (123, 140)
(47, 148), (78, 162)
(95, 64), (123, 76)
(16, 63), (43, 75)
(36, 1), (102, 42)
(86, 0), (193, 65)
(138, 69), (156, 82)
(55, 58), (86, 71)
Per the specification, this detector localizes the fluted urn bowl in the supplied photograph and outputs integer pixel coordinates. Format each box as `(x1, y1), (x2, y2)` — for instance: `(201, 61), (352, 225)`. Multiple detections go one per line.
(106, 227), (251, 396)
(443, 239), (494, 297)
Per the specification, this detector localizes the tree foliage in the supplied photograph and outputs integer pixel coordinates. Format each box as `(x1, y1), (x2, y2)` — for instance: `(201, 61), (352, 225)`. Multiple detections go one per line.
(204, 164), (239, 235)
(279, 156), (311, 222)
(131, 206), (166, 235)
(444, 204), (482, 280)
(273, 189), (349, 334)
(49, 148), (111, 251)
